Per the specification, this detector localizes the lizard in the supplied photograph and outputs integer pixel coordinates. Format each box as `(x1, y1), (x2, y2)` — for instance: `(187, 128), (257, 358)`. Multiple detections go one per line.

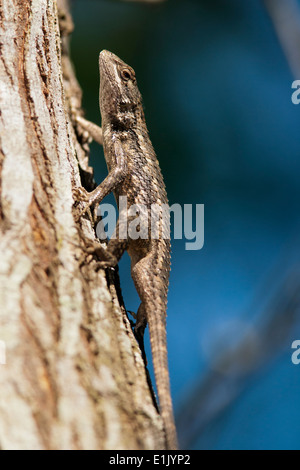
(73, 49), (178, 450)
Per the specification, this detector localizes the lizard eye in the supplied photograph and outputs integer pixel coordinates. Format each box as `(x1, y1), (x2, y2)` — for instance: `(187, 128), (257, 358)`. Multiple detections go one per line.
(121, 68), (133, 81)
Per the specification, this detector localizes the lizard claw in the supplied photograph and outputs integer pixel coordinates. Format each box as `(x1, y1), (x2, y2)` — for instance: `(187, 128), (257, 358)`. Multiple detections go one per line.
(73, 204), (89, 222)
(72, 187), (94, 221)
(73, 186), (90, 203)
(94, 261), (116, 271)
(77, 239), (118, 269)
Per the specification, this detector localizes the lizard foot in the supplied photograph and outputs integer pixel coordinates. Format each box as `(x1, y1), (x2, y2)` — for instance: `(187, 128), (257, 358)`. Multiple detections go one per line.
(73, 187), (100, 223)
(78, 240), (118, 270)
(94, 261), (116, 271)
(73, 186), (90, 203)
(72, 187), (93, 221)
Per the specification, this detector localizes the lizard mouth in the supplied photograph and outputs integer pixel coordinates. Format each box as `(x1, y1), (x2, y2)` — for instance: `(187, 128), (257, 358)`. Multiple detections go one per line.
(100, 49), (127, 67)
(99, 50), (112, 79)
(99, 50), (129, 80)
(99, 50), (120, 92)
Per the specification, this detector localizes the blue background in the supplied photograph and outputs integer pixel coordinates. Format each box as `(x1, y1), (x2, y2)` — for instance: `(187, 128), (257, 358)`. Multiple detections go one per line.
(71, 0), (300, 449)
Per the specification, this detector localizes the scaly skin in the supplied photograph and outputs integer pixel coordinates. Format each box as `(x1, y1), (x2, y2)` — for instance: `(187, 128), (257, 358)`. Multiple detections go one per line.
(74, 50), (177, 450)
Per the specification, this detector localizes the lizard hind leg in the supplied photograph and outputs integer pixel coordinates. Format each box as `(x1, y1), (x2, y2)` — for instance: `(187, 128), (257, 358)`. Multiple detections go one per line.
(82, 217), (129, 269)
(93, 236), (128, 269)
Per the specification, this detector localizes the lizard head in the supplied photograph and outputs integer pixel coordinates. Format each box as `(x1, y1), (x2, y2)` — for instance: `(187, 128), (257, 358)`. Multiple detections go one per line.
(99, 50), (144, 131)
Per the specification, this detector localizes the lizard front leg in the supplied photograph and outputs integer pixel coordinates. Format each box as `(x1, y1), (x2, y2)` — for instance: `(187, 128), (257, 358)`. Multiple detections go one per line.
(76, 116), (103, 145)
(73, 138), (127, 220)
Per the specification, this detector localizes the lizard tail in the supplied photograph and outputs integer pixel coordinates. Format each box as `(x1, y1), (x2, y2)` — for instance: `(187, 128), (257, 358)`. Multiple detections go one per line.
(131, 243), (177, 449)
(147, 309), (178, 450)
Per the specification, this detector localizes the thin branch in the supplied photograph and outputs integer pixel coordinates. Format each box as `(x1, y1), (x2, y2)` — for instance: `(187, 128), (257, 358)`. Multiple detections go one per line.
(177, 260), (300, 448)
(263, 0), (300, 77)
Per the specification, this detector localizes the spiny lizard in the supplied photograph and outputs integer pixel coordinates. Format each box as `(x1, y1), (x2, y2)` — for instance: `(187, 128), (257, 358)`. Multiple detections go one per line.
(73, 50), (177, 450)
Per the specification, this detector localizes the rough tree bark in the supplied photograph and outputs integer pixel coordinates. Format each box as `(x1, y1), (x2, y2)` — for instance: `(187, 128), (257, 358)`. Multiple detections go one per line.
(0, 0), (164, 450)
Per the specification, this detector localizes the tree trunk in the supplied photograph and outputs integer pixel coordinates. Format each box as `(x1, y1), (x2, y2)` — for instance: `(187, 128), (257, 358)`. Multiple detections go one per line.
(0, 0), (164, 450)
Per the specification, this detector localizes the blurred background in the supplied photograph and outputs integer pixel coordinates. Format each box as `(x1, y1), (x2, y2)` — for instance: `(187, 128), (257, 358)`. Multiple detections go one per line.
(70, 0), (300, 450)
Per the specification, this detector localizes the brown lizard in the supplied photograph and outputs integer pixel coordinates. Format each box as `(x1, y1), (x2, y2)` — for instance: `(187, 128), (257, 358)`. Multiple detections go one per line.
(73, 50), (177, 450)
